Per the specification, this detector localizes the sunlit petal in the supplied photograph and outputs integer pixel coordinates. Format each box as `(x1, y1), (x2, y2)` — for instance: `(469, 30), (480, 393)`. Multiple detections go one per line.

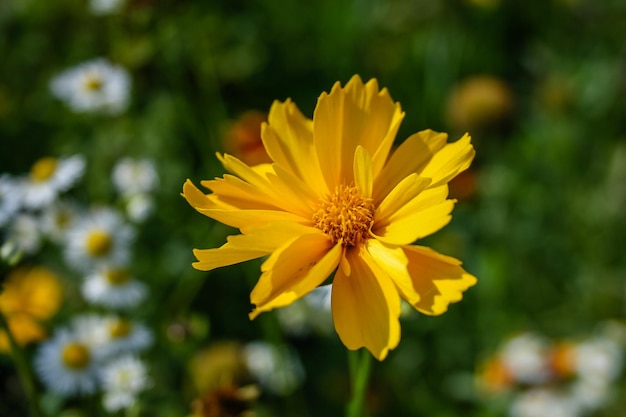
(403, 245), (477, 315)
(249, 235), (341, 318)
(331, 247), (401, 360)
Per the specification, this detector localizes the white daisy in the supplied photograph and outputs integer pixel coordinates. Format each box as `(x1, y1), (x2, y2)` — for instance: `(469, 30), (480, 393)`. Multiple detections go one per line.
(242, 341), (304, 396)
(64, 207), (135, 272)
(509, 389), (579, 417)
(124, 193), (155, 223)
(34, 327), (100, 396)
(111, 158), (159, 196)
(0, 174), (21, 227)
(499, 333), (551, 385)
(276, 284), (333, 336)
(89, 0), (125, 15)
(50, 58), (131, 115)
(100, 355), (149, 412)
(100, 316), (154, 356)
(40, 200), (81, 243)
(574, 337), (623, 385)
(69, 313), (115, 355)
(82, 265), (147, 309)
(5, 213), (42, 255)
(20, 155), (85, 210)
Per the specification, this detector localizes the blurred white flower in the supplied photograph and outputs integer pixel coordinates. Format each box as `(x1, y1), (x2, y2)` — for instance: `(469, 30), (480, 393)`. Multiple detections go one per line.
(242, 341), (304, 396)
(50, 58), (130, 115)
(569, 377), (612, 412)
(509, 389), (579, 417)
(5, 213), (41, 255)
(0, 174), (21, 227)
(64, 207), (135, 272)
(276, 284), (333, 336)
(20, 155), (85, 210)
(82, 265), (147, 309)
(89, 0), (125, 15)
(574, 337), (623, 384)
(499, 333), (551, 385)
(125, 193), (155, 223)
(40, 200), (81, 243)
(101, 316), (154, 356)
(100, 355), (149, 412)
(112, 158), (159, 196)
(34, 327), (100, 396)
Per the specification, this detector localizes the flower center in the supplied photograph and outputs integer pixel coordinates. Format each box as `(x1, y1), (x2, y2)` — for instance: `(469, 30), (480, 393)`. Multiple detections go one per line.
(83, 74), (103, 91)
(61, 342), (90, 370)
(109, 319), (131, 338)
(86, 229), (112, 257)
(105, 268), (131, 285)
(313, 185), (375, 247)
(30, 157), (57, 182)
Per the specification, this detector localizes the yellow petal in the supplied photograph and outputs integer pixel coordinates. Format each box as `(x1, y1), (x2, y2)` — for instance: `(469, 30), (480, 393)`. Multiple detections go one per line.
(331, 246), (401, 360)
(217, 154), (312, 216)
(420, 133), (475, 187)
(374, 173), (431, 218)
(193, 208), (308, 232)
(374, 186), (454, 245)
(192, 222), (318, 271)
(402, 245), (477, 315)
(314, 75), (404, 189)
(373, 129), (448, 202)
(249, 235), (341, 318)
(365, 239), (419, 305)
(353, 146), (373, 198)
(261, 99), (328, 195)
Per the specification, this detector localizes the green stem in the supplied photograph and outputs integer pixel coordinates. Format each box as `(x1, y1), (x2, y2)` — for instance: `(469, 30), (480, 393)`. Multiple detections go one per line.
(346, 349), (373, 417)
(0, 311), (44, 417)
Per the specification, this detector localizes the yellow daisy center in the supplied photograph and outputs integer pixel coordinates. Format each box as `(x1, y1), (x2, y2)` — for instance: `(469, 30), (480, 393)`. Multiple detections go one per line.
(105, 268), (131, 285)
(313, 185), (375, 247)
(83, 74), (103, 91)
(109, 319), (131, 339)
(61, 342), (90, 370)
(30, 157), (58, 182)
(86, 229), (112, 257)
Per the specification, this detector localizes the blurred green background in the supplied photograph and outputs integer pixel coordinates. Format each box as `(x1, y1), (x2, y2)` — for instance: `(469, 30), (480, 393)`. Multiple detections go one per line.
(1, 0), (626, 416)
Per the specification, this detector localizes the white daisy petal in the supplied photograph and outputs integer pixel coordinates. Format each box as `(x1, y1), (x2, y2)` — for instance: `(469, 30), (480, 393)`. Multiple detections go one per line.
(50, 58), (131, 115)
(34, 328), (100, 397)
(64, 207), (135, 272)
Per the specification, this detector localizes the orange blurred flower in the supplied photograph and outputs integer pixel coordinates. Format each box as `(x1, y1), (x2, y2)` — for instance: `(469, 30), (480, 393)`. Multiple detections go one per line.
(0, 265), (63, 352)
(222, 111), (271, 166)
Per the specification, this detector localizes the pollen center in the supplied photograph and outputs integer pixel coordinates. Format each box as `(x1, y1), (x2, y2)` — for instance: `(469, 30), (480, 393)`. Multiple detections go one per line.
(83, 74), (103, 91)
(105, 268), (131, 285)
(313, 185), (375, 247)
(61, 342), (90, 370)
(109, 318), (132, 338)
(86, 229), (112, 257)
(30, 157), (57, 182)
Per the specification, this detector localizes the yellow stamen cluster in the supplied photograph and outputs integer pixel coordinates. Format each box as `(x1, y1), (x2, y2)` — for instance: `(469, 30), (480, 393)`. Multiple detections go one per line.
(61, 342), (90, 370)
(30, 157), (57, 182)
(105, 268), (131, 285)
(313, 185), (375, 247)
(83, 74), (103, 91)
(86, 229), (112, 257)
(109, 319), (131, 338)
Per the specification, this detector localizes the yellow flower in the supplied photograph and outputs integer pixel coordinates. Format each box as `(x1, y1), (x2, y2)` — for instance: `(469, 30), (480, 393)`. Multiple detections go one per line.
(0, 266), (63, 352)
(183, 75), (477, 360)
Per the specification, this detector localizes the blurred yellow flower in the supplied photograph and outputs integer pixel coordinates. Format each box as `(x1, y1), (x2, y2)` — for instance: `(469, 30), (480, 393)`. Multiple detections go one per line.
(446, 75), (513, 132)
(0, 265), (63, 352)
(183, 75), (477, 360)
